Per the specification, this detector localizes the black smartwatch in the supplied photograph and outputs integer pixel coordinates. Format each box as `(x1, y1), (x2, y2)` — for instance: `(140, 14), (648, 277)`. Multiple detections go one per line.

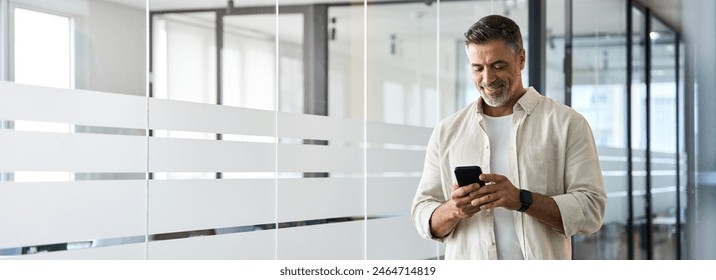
(518, 190), (532, 212)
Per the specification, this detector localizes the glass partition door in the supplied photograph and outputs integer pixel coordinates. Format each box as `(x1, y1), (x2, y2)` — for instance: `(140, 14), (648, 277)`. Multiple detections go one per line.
(649, 17), (679, 260)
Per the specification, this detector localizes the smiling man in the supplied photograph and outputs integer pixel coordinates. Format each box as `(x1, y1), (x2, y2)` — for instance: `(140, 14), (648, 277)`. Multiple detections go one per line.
(411, 15), (607, 260)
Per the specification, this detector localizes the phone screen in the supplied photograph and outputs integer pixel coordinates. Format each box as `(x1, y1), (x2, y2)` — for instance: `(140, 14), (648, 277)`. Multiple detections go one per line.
(454, 165), (485, 187)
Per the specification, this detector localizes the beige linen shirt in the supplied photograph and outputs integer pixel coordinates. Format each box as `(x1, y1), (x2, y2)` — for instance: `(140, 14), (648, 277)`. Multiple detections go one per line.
(411, 87), (607, 260)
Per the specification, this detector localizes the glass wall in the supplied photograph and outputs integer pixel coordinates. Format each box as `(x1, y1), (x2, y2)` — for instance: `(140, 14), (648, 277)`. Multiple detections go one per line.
(0, 0), (686, 260)
(649, 17), (678, 260)
(542, 0), (683, 260)
(570, 0), (629, 259)
(6, 0), (146, 95)
(1, 0), (148, 258)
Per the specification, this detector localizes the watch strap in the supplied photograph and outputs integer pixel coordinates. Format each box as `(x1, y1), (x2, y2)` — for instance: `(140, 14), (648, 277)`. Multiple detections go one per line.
(518, 189), (532, 212)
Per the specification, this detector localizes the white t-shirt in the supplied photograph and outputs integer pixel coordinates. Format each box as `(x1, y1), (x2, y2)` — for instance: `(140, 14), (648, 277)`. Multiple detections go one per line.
(484, 114), (524, 260)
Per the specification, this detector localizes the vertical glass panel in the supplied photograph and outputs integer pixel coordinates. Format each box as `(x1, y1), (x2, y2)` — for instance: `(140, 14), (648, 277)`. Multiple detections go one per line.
(649, 18), (678, 260)
(3, 0), (148, 259)
(364, 0), (436, 260)
(10, 0), (147, 95)
(545, 0), (565, 104)
(148, 1), (278, 259)
(631, 6), (648, 260)
(325, 3), (369, 258)
(278, 2), (364, 260)
(571, 0), (628, 259)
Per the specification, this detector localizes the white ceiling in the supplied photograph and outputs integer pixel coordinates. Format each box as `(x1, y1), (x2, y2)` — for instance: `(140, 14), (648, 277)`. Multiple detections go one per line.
(637, 0), (682, 31)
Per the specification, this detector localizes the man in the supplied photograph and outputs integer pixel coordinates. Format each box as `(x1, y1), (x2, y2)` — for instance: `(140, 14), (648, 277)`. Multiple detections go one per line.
(411, 15), (606, 260)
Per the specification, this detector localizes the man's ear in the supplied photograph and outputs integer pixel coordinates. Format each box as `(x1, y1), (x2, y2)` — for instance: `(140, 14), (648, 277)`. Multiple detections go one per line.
(519, 48), (526, 70)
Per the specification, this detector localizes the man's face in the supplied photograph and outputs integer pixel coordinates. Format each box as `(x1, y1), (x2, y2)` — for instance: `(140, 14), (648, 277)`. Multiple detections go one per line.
(466, 40), (525, 108)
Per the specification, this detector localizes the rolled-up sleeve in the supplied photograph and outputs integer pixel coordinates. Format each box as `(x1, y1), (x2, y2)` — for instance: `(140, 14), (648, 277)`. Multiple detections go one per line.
(553, 115), (607, 237)
(411, 124), (447, 241)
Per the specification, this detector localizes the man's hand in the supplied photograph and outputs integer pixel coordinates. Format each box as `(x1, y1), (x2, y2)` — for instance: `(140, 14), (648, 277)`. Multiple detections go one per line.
(469, 173), (521, 211)
(447, 183), (485, 218)
(429, 183), (483, 238)
(471, 173), (565, 233)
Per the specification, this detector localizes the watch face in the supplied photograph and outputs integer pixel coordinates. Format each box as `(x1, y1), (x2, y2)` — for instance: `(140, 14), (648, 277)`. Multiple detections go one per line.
(521, 190), (532, 204)
(518, 190), (532, 212)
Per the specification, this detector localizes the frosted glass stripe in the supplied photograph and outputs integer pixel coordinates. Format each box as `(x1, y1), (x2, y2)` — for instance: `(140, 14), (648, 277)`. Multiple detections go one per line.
(277, 144), (362, 172)
(596, 146), (628, 157)
(7, 244), (146, 260)
(0, 130), (146, 172)
(0, 82), (146, 129)
(149, 98), (275, 136)
(277, 178), (363, 222)
(599, 160), (628, 172)
(148, 231), (275, 260)
(367, 177), (420, 216)
(148, 138), (275, 172)
(277, 112), (363, 142)
(0, 181), (146, 248)
(148, 179), (275, 234)
(367, 122), (432, 146)
(367, 216), (438, 260)
(366, 148), (425, 172)
(277, 221), (364, 260)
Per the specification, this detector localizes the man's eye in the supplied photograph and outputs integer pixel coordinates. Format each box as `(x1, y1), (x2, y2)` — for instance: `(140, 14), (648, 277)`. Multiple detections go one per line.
(473, 67), (483, 72)
(494, 63), (506, 69)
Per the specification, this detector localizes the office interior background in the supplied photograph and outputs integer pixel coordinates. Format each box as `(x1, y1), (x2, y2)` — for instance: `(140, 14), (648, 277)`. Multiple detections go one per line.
(0, 0), (714, 260)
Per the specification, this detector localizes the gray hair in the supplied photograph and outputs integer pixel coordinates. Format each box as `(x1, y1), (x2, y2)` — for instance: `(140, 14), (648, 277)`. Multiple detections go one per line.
(464, 15), (523, 53)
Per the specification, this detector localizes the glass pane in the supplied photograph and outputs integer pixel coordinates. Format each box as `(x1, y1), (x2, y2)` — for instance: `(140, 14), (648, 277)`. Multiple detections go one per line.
(11, 0), (147, 95)
(571, 0), (628, 259)
(649, 18), (678, 260)
(362, 0), (438, 260)
(631, 6), (648, 260)
(545, 0), (566, 104)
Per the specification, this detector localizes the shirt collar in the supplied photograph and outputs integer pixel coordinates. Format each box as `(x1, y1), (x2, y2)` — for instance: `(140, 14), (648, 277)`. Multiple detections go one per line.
(515, 87), (541, 115)
(474, 86), (541, 116)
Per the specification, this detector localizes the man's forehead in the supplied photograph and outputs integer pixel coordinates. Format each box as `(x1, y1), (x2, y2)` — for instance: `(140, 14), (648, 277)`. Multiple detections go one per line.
(465, 41), (518, 63)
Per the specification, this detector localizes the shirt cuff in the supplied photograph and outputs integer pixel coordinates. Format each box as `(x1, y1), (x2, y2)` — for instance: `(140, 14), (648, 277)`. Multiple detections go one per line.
(552, 193), (586, 237)
(414, 201), (445, 242)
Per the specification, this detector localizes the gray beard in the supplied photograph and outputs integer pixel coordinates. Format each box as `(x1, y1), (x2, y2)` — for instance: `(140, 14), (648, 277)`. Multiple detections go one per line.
(480, 87), (510, 107)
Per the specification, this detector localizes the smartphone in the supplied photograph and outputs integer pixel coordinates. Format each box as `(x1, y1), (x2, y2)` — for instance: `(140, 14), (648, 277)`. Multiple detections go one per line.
(454, 165), (485, 187)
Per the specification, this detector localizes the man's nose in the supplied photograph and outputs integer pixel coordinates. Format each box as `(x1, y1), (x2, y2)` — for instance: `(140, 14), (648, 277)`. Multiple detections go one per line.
(482, 68), (496, 84)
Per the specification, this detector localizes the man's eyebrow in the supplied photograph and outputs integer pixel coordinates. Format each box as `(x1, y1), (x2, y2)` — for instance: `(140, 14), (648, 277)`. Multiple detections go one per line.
(471, 60), (508, 67)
